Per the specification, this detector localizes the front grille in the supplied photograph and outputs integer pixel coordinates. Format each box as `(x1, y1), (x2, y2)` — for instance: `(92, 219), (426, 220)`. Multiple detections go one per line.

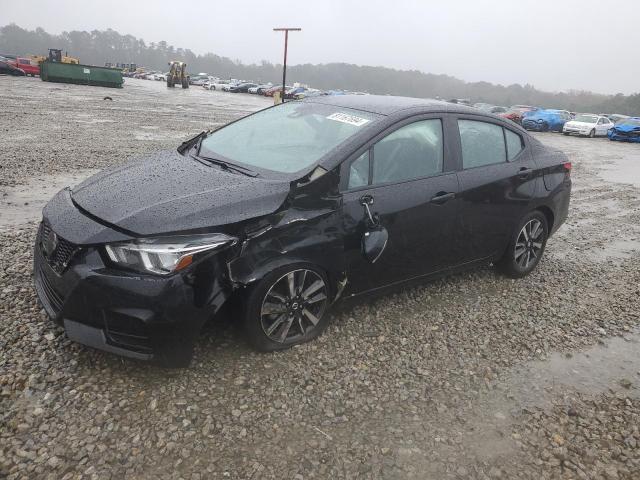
(40, 223), (78, 274)
(36, 263), (64, 315)
(614, 130), (640, 138)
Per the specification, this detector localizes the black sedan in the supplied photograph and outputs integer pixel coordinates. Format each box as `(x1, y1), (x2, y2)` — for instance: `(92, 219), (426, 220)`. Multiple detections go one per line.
(34, 96), (571, 366)
(228, 82), (257, 93)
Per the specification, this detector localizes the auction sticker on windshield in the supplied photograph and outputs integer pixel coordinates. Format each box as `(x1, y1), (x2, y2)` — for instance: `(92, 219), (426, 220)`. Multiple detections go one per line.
(327, 112), (370, 127)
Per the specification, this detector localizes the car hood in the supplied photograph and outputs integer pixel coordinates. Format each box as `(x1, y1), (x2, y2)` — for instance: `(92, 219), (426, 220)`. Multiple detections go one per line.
(71, 150), (292, 236)
(613, 123), (640, 133)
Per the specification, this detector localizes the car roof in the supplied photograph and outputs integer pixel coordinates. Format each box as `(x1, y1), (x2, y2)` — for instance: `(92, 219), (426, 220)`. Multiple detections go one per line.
(304, 94), (479, 116)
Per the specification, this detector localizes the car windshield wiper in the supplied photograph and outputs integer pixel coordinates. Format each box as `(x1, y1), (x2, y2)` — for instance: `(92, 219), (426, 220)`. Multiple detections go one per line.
(177, 130), (209, 155)
(195, 154), (259, 177)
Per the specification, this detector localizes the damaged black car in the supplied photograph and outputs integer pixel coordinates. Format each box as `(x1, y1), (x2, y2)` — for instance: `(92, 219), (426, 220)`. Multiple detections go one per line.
(34, 96), (571, 366)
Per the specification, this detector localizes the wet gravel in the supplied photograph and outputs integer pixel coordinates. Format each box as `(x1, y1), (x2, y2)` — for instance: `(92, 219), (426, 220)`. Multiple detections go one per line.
(1, 76), (640, 479)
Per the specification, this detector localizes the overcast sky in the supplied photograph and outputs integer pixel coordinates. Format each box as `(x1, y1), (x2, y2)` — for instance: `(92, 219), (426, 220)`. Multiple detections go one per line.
(3, 0), (638, 94)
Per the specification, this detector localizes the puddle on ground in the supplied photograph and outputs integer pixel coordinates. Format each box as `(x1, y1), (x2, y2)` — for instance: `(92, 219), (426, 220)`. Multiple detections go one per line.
(597, 151), (640, 187)
(0, 170), (99, 229)
(444, 333), (640, 463)
(590, 238), (640, 260)
(503, 332), (640, 409)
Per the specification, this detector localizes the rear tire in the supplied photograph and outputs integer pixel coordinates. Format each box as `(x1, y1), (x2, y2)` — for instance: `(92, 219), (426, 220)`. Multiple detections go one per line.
(498, 211), (548, 279)
(243, 264), (332, 352)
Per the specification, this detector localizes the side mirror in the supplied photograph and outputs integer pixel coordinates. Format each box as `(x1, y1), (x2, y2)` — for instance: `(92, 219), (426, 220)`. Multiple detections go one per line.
(359, 194), (387, 263)
(362, 226), (388, 264)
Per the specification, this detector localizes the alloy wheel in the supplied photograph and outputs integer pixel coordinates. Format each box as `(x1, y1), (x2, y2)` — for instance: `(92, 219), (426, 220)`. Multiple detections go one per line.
(260, 269), (328, 343)
(514, 219), (544, 269)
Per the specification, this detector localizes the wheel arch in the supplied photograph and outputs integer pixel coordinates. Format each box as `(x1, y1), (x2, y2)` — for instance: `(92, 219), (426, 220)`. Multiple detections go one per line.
(535, 205), (555, 234)
(230, 253), (345, 302)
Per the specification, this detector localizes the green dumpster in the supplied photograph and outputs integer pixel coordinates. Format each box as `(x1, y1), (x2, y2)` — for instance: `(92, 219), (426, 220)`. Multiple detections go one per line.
(40, 61), (123, 88)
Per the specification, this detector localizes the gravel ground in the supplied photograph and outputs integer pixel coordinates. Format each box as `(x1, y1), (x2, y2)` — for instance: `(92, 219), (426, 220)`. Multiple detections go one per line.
(1, 76), (640, 479)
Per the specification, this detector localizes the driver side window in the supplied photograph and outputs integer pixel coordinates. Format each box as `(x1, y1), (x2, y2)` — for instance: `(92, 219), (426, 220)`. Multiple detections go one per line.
(372, 119), (443, 185)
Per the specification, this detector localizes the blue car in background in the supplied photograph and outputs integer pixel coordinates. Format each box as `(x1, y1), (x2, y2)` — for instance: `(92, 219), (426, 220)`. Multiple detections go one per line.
(522, 109), (572, 132)
(608, 117), (640, 143)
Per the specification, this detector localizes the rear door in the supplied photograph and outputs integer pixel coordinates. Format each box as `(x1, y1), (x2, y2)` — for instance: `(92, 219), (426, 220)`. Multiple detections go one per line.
(453, 118), (537, 263)
(341, 115), (460, 294)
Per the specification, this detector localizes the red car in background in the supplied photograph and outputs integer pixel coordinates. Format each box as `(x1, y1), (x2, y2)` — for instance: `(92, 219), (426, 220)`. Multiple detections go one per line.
(500, 105), (537, 125)
(10, 57), (40, 76)
(263, 85), (288, 97)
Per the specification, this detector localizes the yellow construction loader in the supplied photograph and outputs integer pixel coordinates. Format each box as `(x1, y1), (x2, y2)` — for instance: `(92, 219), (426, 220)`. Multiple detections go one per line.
(29, 49), (80, 65)
(167, 61), (189, 89)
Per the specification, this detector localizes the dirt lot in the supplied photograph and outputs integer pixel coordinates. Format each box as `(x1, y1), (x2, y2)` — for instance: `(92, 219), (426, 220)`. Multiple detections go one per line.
(1, 76), (639, 480)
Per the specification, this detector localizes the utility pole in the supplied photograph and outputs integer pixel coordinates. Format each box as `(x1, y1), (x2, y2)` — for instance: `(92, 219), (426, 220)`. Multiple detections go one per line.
(273, 27), (301, 103)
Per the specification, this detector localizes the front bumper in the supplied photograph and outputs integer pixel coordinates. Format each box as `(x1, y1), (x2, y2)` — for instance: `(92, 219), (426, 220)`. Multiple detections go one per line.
(33, 223), (233, 367)
(563, 127), (590, 136)
(608, 131), (640, 143)
(523, 120), (543, 131)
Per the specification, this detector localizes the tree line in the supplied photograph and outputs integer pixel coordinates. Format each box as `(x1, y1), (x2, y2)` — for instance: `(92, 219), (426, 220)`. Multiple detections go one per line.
(1, 23), (638, 115)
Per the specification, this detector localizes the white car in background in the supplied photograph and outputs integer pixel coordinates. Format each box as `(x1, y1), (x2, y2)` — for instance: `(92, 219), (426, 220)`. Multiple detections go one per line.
(563, 114), (613, 137)
(222, 81), (242, 92)
(205, 79), (231, 90)
(248, 83), (273, 94)
(203, 78), (220, 89)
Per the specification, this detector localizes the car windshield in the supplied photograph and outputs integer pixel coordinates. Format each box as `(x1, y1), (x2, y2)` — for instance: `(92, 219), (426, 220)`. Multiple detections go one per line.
(199, 102), (381, 174)
(574, 115), (598, 123)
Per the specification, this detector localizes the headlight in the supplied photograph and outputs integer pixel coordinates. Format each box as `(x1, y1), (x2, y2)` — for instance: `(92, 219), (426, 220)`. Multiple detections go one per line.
(104, 233), (237, 275)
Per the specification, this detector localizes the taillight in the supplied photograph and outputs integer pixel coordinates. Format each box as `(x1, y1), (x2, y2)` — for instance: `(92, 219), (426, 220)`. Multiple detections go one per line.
(563, 162), (572, 176)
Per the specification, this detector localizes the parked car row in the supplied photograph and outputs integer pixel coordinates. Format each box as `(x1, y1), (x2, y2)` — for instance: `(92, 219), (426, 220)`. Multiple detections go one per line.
(467, 101), (638, 143)
(124, 70), (167, 81)
(198, 75), (366, 99)
(99, 69), (640, 144)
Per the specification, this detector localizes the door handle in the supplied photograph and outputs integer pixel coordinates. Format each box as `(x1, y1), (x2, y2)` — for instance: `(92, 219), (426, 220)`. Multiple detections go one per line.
(430, 191), (455, 205)
(518, 167), (534, 179)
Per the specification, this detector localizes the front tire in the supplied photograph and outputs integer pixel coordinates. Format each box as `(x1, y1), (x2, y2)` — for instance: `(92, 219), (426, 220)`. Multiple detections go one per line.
(498, 211), (548, 279)
(588, 129), (596, 138)
(243, 264), (331, 352)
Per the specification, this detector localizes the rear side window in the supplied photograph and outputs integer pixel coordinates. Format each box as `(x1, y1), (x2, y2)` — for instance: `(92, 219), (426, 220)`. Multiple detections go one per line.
(505, 129), (524, 160)
(371, 119), (443, 185)
(458, 120), (506, 168)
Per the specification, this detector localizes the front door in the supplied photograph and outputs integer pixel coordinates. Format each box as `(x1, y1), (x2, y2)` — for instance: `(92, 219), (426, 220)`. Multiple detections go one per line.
(596, 117), (612, 136)
(341, 117), (460, 294)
